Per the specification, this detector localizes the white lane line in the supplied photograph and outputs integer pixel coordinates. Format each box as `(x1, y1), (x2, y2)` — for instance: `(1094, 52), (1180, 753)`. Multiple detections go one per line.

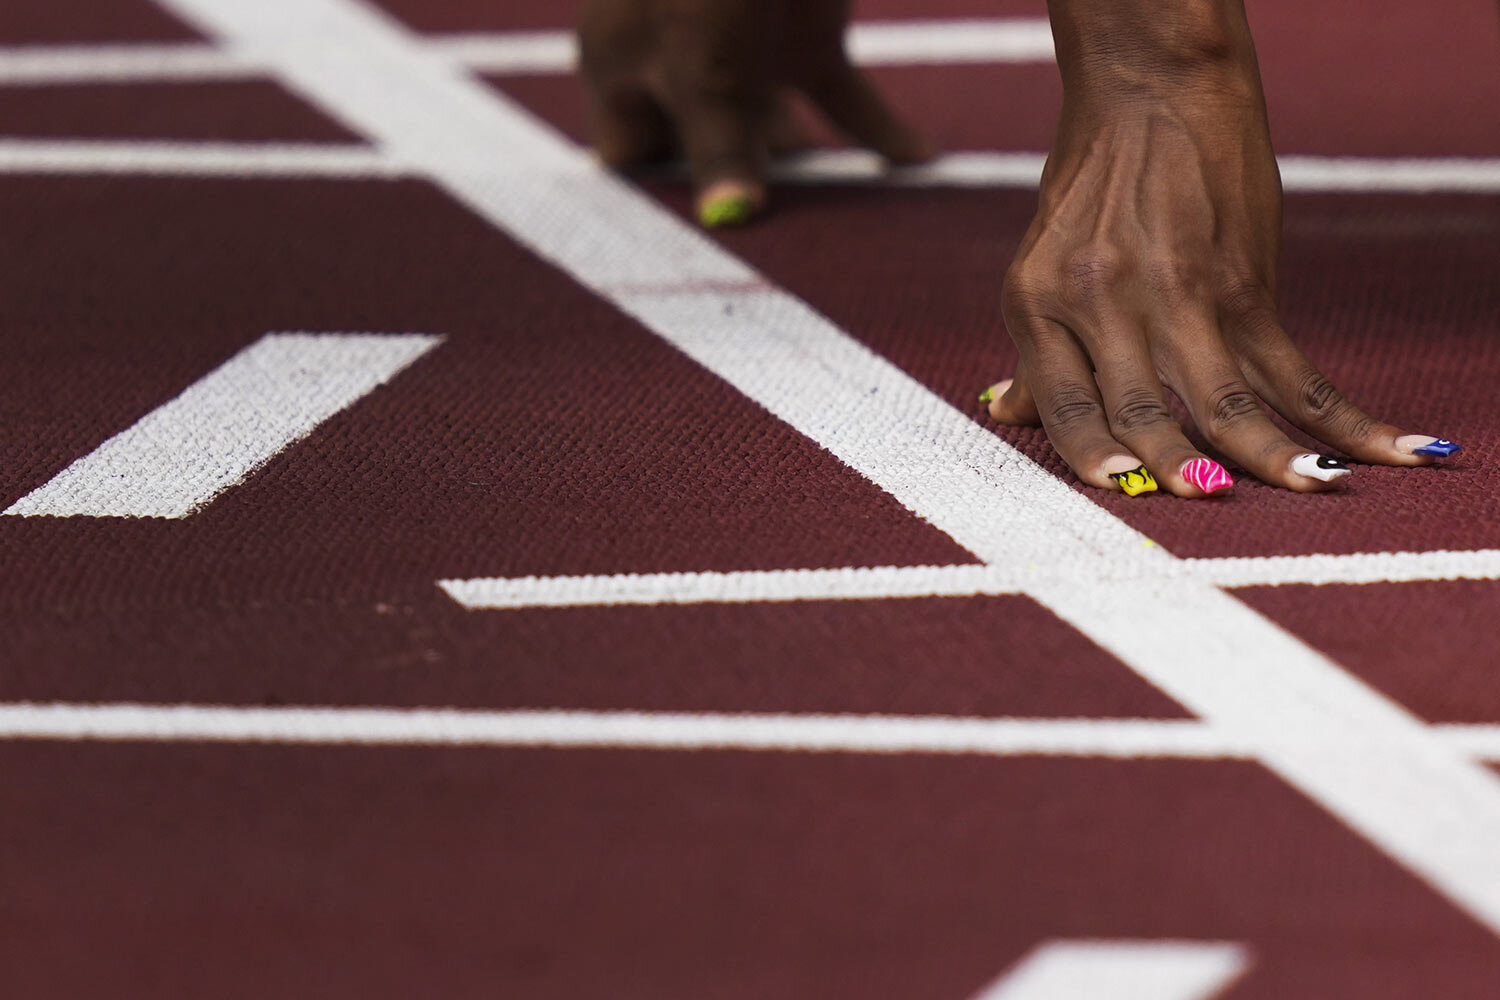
(438, 563), (1022, 609)
(770, 149), (1500, 194)
(5, 139), (1496, 197)
(1435, 724), (1500, 761)
(4, 333), (440, 519)
(158, 0), (1500, 936)
(422, 30), (577, 75)
(441, 550), (1500, 609)
(0, 42), (259, 83)
(848, 18), (1054, 65)
(2, 702), (1497, 764)
(430, 19), (1056, 74)
(975, 940), (1249, 1000)
(0, 20), (1054, 84)
(0, 139), (399, 177)
(1187, 549), (1500, 588)
(0, 704), (1245, 757)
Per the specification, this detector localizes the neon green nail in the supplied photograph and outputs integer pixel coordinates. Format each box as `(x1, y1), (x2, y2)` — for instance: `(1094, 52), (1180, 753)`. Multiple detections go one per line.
(699, 194), (753, 228)
(978, 386), (994, 404)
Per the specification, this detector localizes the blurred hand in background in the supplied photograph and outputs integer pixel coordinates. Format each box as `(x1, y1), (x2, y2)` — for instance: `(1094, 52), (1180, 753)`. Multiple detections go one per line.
(578, 0), (932, 227)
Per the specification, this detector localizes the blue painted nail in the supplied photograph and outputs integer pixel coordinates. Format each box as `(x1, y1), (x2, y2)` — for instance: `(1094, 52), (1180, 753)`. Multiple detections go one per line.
(1414, 439), (1462, 457)
(1396, 435), (1462, 458)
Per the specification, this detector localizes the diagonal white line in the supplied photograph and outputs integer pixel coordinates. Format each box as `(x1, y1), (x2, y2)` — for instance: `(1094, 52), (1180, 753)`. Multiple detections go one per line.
(975, 940), (1250, 1000)
(156, 0), (1500, 937)
(4, 333), (441, 519)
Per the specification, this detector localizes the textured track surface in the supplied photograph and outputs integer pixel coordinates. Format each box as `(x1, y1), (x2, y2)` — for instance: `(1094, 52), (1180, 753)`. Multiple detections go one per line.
(2, 1), (1499, 997)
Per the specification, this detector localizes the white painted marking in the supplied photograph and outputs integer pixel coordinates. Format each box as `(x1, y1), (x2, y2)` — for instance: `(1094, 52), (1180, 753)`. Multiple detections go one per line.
(156, 0), (1500, 937)
(0, 43), (258, 83)
(975, 940), (1249, 1000)
(430, 19), (1056, 74)
(1, 701), (1497, 765)
(1435, 724), (1500, 761)
(0, 20), (1054, 85)
(770, 149), (1500, 195)
(5, 138), (1495, 197)
(441, 550), (1500, 609)
(847, 19), (1054, 66)
(4, 333), (440, 519)
(0, 703), (1246, 757)
(438, 563), (1023, 609)
(1186, 549), (1500, 588)
(0, 139), (400, 177)
(423, 31), (576, 75)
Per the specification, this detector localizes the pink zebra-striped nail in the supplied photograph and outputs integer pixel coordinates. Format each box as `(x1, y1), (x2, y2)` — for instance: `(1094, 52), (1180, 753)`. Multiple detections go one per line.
(1180, 458), (1234, 494)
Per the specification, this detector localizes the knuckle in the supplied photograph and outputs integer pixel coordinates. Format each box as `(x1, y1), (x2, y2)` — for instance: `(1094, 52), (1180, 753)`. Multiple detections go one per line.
(1294, 369), (1380, 439)
(1294, 368), (1345, 420)
(1000, 267), (1049, 328)
(1110, 388), (1175, 434)
(1143, 256), (1208, 299)
(1204, 382), (1263, 433)
(1219, 277), (1279, 334)
(1058, 247), (1126, 302)
(1043, 385), (1105, 432)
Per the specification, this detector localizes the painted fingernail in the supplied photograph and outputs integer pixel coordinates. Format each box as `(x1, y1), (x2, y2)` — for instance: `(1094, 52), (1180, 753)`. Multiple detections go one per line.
(699, 193), (754, 228)
(1291, 453), (1351, 483)
(978, 386), (994, 404)
(1107, 463), (1158, 497)
(1395, 435), (1462, 458)
(1180, 458), (1234, 495)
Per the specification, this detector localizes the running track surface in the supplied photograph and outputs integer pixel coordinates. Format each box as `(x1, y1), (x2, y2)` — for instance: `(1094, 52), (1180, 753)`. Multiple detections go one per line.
(2, 1), (1500, 997)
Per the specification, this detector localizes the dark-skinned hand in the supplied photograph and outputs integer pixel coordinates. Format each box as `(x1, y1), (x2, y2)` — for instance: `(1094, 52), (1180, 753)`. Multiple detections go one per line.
(578, 0), (932, 226)
(985, 0), (1459, 496)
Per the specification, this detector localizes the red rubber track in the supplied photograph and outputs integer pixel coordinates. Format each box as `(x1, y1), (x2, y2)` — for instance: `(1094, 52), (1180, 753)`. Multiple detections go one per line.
(2, 1), (1499, 997)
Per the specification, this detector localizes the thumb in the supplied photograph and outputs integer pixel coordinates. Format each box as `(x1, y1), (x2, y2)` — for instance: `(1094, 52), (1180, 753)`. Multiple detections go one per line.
(981, 368), (1042, 426)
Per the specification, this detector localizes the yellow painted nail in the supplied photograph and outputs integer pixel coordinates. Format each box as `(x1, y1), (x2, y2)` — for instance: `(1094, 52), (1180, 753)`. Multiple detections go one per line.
(978, 385), (994, 404)
(1110, 465), (1158, 497)
(699, 194), (753, 228)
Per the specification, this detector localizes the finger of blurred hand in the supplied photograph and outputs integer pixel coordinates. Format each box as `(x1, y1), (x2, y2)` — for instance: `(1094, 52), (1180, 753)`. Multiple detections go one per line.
(584, 84), (677, 168)
(801, 61), (933, 164)
(657, 6), (774, 227)
(766, 89), (815, 156)
(578, 0), (672, 167)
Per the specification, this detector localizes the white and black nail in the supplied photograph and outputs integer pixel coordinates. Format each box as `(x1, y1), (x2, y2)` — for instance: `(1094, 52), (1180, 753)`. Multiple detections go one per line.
(1291, 453), (1351, 483)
